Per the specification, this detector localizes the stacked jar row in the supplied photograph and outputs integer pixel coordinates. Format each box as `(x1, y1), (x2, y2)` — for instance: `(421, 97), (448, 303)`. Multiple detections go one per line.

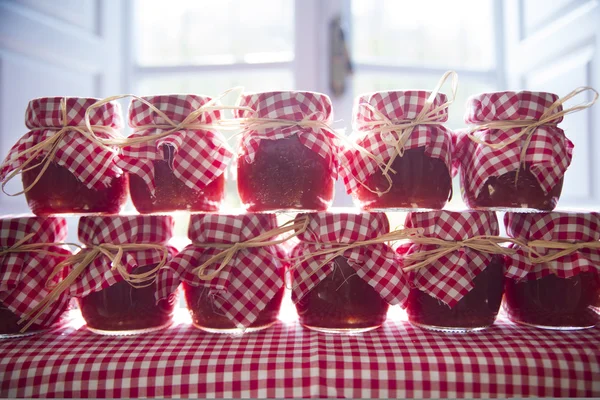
(2, 211), (598, 338)
(2, 85), (594, 215)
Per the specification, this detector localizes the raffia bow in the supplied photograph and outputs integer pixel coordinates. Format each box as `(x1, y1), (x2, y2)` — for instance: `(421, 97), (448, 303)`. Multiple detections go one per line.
(350, 70), (458, 196)
(466, 86), (599, 184)
(0, 232), (78, 258)
(0, 97), (119, 196)
(526, 239), (600, 264)
(18, 242), (169, 332)
(191, 217), (310, 281)
(401, 235), (523, 272)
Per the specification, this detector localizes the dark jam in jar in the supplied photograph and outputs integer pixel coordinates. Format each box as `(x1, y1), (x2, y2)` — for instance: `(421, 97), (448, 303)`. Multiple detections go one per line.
(406, 256), (505, 331)
(237, 135), (334, 212)
(129, 147), (225, 213)
(464, 165), (563, 211)
(0, 302), (47, 336)
(296, 257), (389, 332)
(78, 264), (175, 334)
(23, 160), (129, 216)
(504, 271), (600, 329)
(354, 147), (452, 210)
(183, 282), (284, 332)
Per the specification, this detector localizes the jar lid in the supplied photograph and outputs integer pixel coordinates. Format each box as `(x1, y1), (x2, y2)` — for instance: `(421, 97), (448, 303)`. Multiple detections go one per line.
(465, 91), (563, 123)
(25, 96), (122, 129)
(234, 90), (333, 121)
(353, 90), (448, 126)
(0, 216), (67, 247)
(294, 211), (390, 243)
(405, 210), (499, 240)
(505, 212), (600, 242)
(129, 94), (221, 127)
(187, 213), (279, 243)
(78, 215), (174, 245)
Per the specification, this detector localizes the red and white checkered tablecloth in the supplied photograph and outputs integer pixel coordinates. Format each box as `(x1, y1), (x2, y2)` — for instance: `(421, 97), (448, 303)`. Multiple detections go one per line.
(1, 308), (598, 398)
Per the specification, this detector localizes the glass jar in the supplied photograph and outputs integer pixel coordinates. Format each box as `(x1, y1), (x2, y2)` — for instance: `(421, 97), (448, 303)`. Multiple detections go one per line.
(163, 213), (287, 333)
(291, 212), (408, 333)
(0, 216), (72, 338)
(73, 215), (177, 335)
(399, 210), (505, 332)
(455, 91), (572, 211)
(0, 97), (128, 216)
(504, 212), (600, 330)
(121, 94), (229, 213)
(234, 91), (338, 212)
(341, 90), (453, 210)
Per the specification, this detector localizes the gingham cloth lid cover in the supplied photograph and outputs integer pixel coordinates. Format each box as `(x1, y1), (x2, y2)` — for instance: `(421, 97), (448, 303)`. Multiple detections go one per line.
(397, 210), (500, 307)
(340, 90), (453, 194)
(0, 97), (124, 191)
(118, 94), (231, 195)
(233, 91), (340, 177)
(505, 212), (600, 280)
(68, 215), (176, 299)
(158, 213), (287, 329)
(290, 212), (410, 306)
(454, 91), (573, 197)
(0, 216), (71, 326)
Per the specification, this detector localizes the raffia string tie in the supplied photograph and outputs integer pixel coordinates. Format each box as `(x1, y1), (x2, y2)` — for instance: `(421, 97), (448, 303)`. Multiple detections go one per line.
(401, 235), (523, 272)
(466, 86), (599, 184)
(287, 227), (424, 290)
(191, 216), (310, 281)
(0, 97), (119, 196)
(0, 232), (80, 259)
(526, 239), (600, 264)
(18, 243), (169, 332)
(351, 70), (458, 196)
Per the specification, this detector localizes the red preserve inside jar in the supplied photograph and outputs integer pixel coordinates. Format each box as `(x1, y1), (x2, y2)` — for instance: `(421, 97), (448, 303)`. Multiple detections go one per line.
(0, 303), (47, 336)
(129, 147), (225, 213)
(406, 255), (505, 330)
(23, 161), (128, 216)
(295, 257), (389, 332)
(78, 264), (176, 334)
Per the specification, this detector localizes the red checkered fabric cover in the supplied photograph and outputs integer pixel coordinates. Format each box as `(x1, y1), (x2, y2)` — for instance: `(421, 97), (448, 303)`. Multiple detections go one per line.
(68, 216), (176, 299)
(233, 91), (340, 177)
(117, 95), (231, 195)
(0, 216), (71, 326)
(454, 91), (573, 197)
(340, 91), (453, 193)
(505, 212), (600, 280)
(0, 97), (124, 191)
(158, 213), (287, 328)
(397, 210), (500, 307)
(290, 212), (409, 306)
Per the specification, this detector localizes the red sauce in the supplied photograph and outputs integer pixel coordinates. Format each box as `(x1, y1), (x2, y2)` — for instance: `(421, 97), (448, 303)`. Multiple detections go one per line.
(504, 272), (600, 329)
(353, 147), (452, 210)
(129, 147), (225, 213)
(22, 160), (128, 216)
(78, 264), (175, 333)
(0, 302), (47, 335)
(405, 256), (505, 330)
(237, 135), (334, 212)
(464, 165), (563, 211)
(295, 257), (389, 331)
(183, 282), (284, 331)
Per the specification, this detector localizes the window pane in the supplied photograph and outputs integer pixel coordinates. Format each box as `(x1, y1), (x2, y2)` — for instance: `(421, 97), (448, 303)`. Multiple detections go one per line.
(135, 0), (294, 66)
(353, 72), (495, 130)
(351, 0), (495, 69)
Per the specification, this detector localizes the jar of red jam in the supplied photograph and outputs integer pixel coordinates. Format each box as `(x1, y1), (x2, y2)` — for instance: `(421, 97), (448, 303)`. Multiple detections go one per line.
(340, 90), (453, 210)
(70, 215), (177, 335)
(160, 213), (287, 333)
(455, 91), (574, 211)
(234, 91), (339, 212)
(398, 210), (505, 332)
(504, 212), (600, 330)
(119, 94), (230, 213)
(290, 212), (410, 333)
(0, 97), (128, 216)
(0, 216), (72, 338)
